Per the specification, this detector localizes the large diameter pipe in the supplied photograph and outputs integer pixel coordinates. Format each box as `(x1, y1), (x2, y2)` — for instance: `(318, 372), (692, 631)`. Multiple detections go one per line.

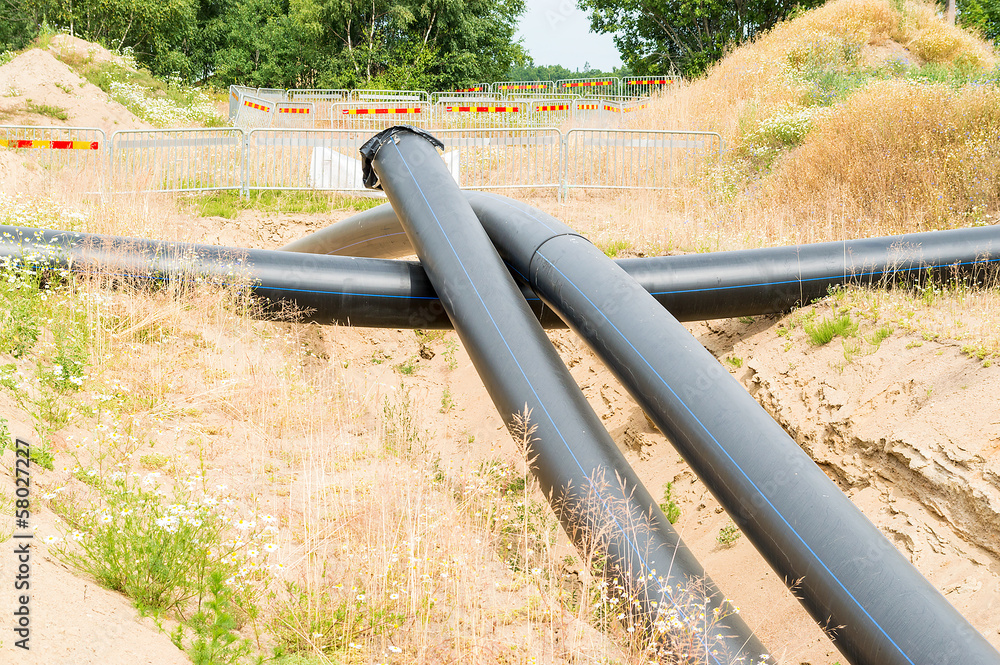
(280, 199), (1000, 321)
(0, 224), (459, 329)
(465, 193), (1000, 665)
(358, 126), (770, 663)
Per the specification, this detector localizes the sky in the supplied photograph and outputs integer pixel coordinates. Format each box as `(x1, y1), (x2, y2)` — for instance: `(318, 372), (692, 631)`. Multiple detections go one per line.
(515, 1), (624, 72)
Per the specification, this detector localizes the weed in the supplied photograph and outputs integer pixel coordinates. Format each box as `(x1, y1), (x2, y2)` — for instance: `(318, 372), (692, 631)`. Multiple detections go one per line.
(381, 387), (419, 456)
(0, 416), (9, 454)
(600, 239), (633, 258)
(395, 356), (417, 375)
(54, 471), (272, 621)
(717, 522), (742, 547)
(805, 314), (857, 345)
(439, 387), (454, 413)
(868, 324), (894, 348)
(658, 482), (681, 524)
(140, 453), (169, 470)
(174, 571), (262, 665)
(725, 355), (743, 368)
(24, 99), (69, 121)
(442, 338), (458, 370)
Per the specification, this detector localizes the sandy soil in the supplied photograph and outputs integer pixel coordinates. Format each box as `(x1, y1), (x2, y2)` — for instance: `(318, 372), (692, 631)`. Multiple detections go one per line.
(0, 47), (150, 134)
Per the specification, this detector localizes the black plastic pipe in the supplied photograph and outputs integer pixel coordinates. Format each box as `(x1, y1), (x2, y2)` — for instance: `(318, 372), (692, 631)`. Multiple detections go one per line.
(358, 126), (769, 663)
(461, 194), (1000, 665)
(0, 224), (460, 328)
(280, 199), (1000, 322)
(6, 218), (998, 333)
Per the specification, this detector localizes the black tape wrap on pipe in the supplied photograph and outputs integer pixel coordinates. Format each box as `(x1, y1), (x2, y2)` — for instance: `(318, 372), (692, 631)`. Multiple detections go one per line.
(359, 126), (770, 663)
(463, 194), (1000, 665)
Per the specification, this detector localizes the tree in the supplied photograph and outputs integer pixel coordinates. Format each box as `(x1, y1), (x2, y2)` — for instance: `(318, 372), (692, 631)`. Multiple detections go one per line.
(956, 0), (1000, 43)
(577, 0), (824, 79)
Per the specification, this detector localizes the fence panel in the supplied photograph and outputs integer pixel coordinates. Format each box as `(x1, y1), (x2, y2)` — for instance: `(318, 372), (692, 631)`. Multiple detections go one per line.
(0, 125), (107, 192)
(228, 85), (257, 121)
(493, 81), (554, 98)
(110, 128), (244, 193)
(529, 100), (573, 129)
(332, 102), (431, 130)
(351, 89), (430, 103)
(244, 129), (378, 193)
(449, 84), (491, 95)
(556, 77), (620, 97)
(434, 101), (529, 130)
(274, 102), (317, 129)
(235, 95), (277, 129)
(434, 128), (562, 193)
(620, 76), (681, 100)
(562, 129), (721, 192)
(256, 88), (288, 101)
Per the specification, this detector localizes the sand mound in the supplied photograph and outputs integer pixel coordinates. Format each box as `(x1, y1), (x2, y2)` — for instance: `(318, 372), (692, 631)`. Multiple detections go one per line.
(0, 48), (149, 134)
(46, 34), (127, 68)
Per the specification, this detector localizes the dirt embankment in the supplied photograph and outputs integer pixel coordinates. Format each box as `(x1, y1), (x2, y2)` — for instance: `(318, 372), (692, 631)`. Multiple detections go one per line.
(0, 47), (149, 134)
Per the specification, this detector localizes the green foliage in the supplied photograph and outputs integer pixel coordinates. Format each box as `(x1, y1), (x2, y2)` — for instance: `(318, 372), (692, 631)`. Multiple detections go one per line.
(443, 338), (458, 370)
(24, 99), (68, 120)
(439, 387), (454, 414)
(25, 0), (198, 78)
(717, 522), (741, 547)
(507, 61), (632, 81)
(658, 482), (681, 524)
(958, 0), (1000, 44)
(600, 239), (632, 258)
(804, 314), (857, 346)
(0, 416), (9, 455)
(185, 191), (377, 219)
(210, 0), (527, 89)
(56, 472), (269, 618)
(176, 571), (262, 665)
(0, 264), (91, 446)
(578, 0), (825, 78)
(26, 0), (527, 89)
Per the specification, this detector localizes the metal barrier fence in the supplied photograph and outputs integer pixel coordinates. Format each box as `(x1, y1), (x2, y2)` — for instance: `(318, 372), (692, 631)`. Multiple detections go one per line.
(235, 94), (277, 129)
(3, 125), (720, 199)
(494, 81), (554, 97)
(244, 129), (374, 193)
(228, 85), (256, 120)
(275, 102), (316, 129)
(620, 77), (680, 100)
(436, 128), (563, 191)
(110, 128), (244, 193)
(0, 125), (107, 192)
(352, 89), (429, 103)
(434, 101), (529, 130)
(228, 78), (685, 124)
(562, 129), (722, 192)
(331, 101), (432, 130)
(256, 88), (288, 101)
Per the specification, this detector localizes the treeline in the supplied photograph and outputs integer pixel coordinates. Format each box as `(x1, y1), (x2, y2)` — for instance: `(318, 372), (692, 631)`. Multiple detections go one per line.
(506, 62), (632, 82)
(1, 0), (527, 90)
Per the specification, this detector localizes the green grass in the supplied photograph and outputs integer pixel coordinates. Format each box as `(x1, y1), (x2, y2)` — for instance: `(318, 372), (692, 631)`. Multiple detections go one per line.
(24, 99), (69, 121)
(185, 191), (383, 219)
(600, 239), (633, 258)
(804, 313), (857, 346)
